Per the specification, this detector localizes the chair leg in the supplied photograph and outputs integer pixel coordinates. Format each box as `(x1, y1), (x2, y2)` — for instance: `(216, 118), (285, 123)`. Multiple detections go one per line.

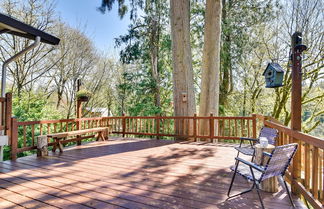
(251, 149), (256, 162)
(249, 166), (265, 209)
(228, 160), (257, 199)
(228, 161), (238, 197)
(282, 177), (295, 208)
(255, 183), (265, 209)
(227, 181), (255, 199)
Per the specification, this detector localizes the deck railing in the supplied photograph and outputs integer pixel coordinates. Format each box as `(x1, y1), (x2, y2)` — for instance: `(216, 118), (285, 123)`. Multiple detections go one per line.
(11, 114), (257, 158)
(11, 117), (108, 157)
(8, 113), (324, 208)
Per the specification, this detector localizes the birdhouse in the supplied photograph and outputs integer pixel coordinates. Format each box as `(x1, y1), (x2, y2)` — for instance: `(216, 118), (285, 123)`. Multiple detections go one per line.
(262, 63), (285, 88)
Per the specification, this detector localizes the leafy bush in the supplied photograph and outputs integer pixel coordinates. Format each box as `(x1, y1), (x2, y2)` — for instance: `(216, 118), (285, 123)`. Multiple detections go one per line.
(12, 92), (63, 121)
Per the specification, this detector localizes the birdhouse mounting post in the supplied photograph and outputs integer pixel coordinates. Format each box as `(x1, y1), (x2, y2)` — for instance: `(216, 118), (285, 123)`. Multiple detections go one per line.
(291, 32), (306, 132)
(290, 31), (307, 194)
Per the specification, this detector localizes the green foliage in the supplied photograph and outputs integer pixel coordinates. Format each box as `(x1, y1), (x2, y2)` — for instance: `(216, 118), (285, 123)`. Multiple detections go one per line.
(116, 71), (162, 116)
(13, 92), (63, 121)
(219, 0), (279, 108)
(98, 0), (128, 18)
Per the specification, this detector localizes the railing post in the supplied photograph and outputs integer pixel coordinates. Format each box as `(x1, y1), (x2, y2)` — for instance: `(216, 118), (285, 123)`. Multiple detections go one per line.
(209, 113), (214, 142)
(156, 115), (160, 140)
(252, 114), (257, 139)
(10, 117), (18, 160)
(193, 114), (197, 141)
(122, 113), (126, 138)
(291, 32), (306, 195)
(5, 92), (12, 145)
(76, 99), (82, 145)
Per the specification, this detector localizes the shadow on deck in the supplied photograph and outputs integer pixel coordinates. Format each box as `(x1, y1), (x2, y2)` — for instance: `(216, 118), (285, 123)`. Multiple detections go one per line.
(0, 137), (306, 208)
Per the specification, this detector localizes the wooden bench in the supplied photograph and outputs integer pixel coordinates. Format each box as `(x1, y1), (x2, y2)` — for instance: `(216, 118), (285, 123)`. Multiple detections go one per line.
(48, 127), (109, 152)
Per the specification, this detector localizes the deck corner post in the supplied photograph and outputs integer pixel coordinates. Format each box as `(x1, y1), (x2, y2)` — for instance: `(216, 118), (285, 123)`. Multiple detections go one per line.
(10, 117), (18, 160)
(193, 113), (197, 141)
(209, 113), (214, 142)
(76, 99), (82, 145)
(122, 113), (126, 138)
(252, 114), (257, 139)
(155, 115), (160, 139)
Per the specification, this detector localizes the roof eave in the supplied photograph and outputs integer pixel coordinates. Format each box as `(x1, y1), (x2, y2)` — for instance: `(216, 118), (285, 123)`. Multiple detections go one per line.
(0, 13), (60, 45)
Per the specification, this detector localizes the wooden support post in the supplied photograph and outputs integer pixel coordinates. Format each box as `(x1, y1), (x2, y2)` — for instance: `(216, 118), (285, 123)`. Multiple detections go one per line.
(37, 135), (48, 157)
(193, 114), (197, 141)
(122, 113), (126, 138)
(156, 115), (160, 140)
(10, 117), (18, 160)
(5, 93), (12, 145)
(252, 114), (257, 139)
(291, 32), (307, 194)
(1, 97), (4, 129)
(76, 99), (82, 145)
(209, 113), (214, 142)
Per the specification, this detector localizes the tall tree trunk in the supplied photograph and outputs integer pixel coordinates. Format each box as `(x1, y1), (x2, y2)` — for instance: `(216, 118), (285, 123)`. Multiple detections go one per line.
(242, 81), (247, 116)
(199, 0), (222, 136)
(219, 0), (233, 108)
(57, 90), (63, 109)
(149, 17), (161, 108)
(170, 0), (195, 137)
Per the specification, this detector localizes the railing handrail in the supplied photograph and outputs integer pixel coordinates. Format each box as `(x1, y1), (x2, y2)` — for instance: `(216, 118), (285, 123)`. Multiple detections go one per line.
(16, 115), (255, 125)
(264, 120), (324, 149)
(17, 118), (76, 125)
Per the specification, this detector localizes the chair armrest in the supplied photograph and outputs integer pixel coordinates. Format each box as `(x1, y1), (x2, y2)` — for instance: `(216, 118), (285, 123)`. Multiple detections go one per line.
(239, 137), (258, 142)
(235, 157), (265, 172)
(263, 152), (272, 157)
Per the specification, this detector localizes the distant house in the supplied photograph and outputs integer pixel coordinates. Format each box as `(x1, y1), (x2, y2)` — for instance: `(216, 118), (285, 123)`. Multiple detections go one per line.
(86, 107), (110, 117)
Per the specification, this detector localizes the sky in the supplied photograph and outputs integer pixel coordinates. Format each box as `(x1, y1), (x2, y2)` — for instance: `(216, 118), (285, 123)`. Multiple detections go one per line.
(55, 0), (130, 53)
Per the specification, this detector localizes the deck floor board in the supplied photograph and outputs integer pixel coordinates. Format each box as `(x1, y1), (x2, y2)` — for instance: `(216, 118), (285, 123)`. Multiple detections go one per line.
(0, 138), (306, 209)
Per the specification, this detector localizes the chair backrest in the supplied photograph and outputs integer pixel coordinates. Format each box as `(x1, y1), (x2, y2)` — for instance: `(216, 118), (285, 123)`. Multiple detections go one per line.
(261, 143), (298, 181)
(258, 127), (278, 145)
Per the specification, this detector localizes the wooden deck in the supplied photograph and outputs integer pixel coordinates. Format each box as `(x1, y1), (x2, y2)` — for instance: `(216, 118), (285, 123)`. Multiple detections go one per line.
(0, 138), (306, 209)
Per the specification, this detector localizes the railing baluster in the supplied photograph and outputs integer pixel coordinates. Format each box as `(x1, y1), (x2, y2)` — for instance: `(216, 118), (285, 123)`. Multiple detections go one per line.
(228, 119), (231, 137)
(305, 143), (310, 189)
(235, 119), (238, 138)
(221, 119), (225, 137)
(31, 124), (35, 146)
(40, 124), (43, 135)
(241, 119), (244, 137)
(318, 150), (323, 202)
(135, 118), (138, 133)
(23, 125), (26, 147)
(247, 119), (250, 137)
(47, 123), (50, 134)
(312, 146), (319, 199)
